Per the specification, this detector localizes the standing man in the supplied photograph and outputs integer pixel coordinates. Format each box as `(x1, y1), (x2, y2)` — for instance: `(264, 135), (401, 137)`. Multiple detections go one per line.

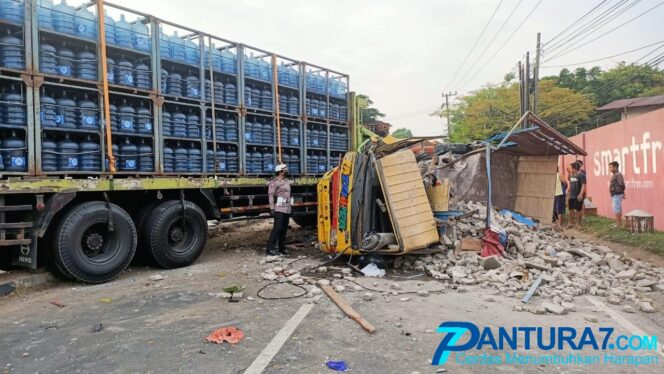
(609, 161), (626, 227)
(567, 162), (586, 228)
(553, 167), (567, 228)
(266, 163), (292, 256)
(577, 160), (588, 221)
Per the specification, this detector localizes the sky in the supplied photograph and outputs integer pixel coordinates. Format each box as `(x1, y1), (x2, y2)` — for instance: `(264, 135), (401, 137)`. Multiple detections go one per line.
(105, 0), (664, 136)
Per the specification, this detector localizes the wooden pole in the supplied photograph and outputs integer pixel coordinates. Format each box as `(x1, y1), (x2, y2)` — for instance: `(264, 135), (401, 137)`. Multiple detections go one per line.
(320, 284), (376, 333)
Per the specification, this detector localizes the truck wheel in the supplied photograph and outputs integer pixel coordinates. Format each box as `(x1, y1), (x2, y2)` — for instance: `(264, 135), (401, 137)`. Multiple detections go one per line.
(143, 200), (207, 269)
(291, 214), (317, 228)
(52, 202), (137, 283)
(132, 201), (159, 263)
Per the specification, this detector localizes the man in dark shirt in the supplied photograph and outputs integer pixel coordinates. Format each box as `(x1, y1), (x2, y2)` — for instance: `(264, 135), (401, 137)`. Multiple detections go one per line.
(567, 162), (586, 228)
(609, 161), (626, 227)
(577, 160), (588, 221)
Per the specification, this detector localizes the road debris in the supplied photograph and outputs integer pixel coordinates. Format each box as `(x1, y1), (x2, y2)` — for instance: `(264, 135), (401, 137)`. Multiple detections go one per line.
(204, 327), (244, 344)
(149, 274), (165, 281)
(92, 323), (103, 333)
(325, 360), (349, 371)
(49, 300), (66, 308)
(321, 285), (376, 333)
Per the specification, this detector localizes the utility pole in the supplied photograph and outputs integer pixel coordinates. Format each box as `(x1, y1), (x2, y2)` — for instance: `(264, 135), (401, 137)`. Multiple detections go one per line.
(523, 52), (530, 129)
(518, 61), (524, 116)
(533, 32), (541, 115)
(442, 91), (457, 138)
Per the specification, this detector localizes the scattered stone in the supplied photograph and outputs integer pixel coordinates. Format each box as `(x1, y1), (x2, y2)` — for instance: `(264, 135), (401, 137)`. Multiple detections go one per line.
(286, 273), (301, 282)
(417, 290), (430, 297)
(560, 302), (576, 313)
(149, 274), (165, 281)
(616, 269), (636, 279)
(21, 353), (29, 358)
(272, 266), (284, 273)
(317, 266), (328, 273)
(542, 301), (567, 315)
(636, 279), (657, 288)
(481, 256), (501, 270)
(363, 292), (375, 301)
(607, 295), (622, 305)
(583, 315), (598, 323)
(639, 302), (655, 313)
(524, 242), (537, 257)
(390, 284), (401, 290)
(353, 285), (363, 292)
(333, 274), (342, 279)
(246, 296), (255, 301)
(310, 287), (322, 296)
(261, 272), (278, 281)
(341, 268), (352, 275)
(623, 305), (636, 313)
(334, 285), (346, 293)
(265, 255), (279, 263)
(523, 305), (547, 314)
(400, 297), (411, 302)
(317, 279), (331, 286)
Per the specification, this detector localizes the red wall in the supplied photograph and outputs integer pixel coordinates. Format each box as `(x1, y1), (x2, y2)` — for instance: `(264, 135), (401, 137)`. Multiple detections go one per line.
(562, 108), (664, 230)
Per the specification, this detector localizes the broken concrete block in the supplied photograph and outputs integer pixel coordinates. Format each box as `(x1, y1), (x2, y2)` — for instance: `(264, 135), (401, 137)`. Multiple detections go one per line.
(458, 237), (482, 252)
(341, 268), (352, 275)
(523, 242), (537, 258)
(400, 297), (411, 302)
(540, 256), (559, 267)
(310, 287), (322, 296)
(149, 274), (165, 281)
(417, 290), (430, 297)
(616, 269), (636, 279)
(623, 305), (636, 313)
(317, 279), (331, 286)
(607, 295), (622, 305)
(272, 266), (284, 273)
(636, 279), (657, 288)
(334, 285), (346, 293)
(261, 272), (278, 281)
(608, 259), (624, 270)
(363, 292), (375, 301)
(542, 301), (567, 315)
(447, 266), (467, 278)
(286, 273), (301, 282)
(560, 302), (576, 313)
(523, 304), (547, 314)
(480, 256), (501, 270)
(583, 315), (598, 323)
(639, 302), (655, 313)
(317, 266), (328, 273)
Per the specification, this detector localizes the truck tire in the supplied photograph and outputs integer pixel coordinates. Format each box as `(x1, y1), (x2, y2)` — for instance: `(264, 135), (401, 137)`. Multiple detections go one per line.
(143, 200), (207, 269)
(291, 214), (317, 228)
(132, 201), (160, 263)
(52, 202), (137, 283)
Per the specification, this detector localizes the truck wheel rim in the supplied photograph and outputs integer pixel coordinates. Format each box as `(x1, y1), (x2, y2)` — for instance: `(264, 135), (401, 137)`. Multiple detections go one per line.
(167, 219), (195, 254)
(80, 223), (117, 264)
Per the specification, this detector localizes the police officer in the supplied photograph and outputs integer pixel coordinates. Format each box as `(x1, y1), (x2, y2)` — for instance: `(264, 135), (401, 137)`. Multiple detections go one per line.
(266, 163), (292, 256)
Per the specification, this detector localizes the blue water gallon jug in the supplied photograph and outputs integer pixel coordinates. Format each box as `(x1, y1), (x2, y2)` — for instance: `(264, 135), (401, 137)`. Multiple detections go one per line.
(253, 120), (263, 144)
(38, 0), (54, 30)
(39, 41), (57, 74)
(138, 139), (153, 172)
(205, 149), (214, 172)
(119, 137), (137, 171)
(167, 72), (182, 96)
(288, 66), (299, 87)
(251, 88), (261, 109)
(305, 98), (311, 116)
(205, 43), (223, 71)
(171, 108), (187, 137)
(136, 103), (152, 134)
(244, 120), (254, 143)
(244, 85), (252, 107)
(187, 143), (201, 172)
(159, 30), (170, 59)
(339, 105), (347, 121)
(220, 49), (236, 74)
(183, 38), (199, 66)
(318, 156), (327, 173)
(160, 68), (168, 92)
(225, 117), (238, 141)
(162, 146), (174, 172)
(114, 14), (133, 48)
(290, 152), (300, 174)
(279, 95), (287, 112)
(186, 109), (200, 138)
(310, 99), (320, 117)
(53, 0), (75, 34)
(79, 134), (100, 171)
(184, 72), (200, 98)
(262, 150), (274, 173)
(262, 121), (272, 145)
(3, 85), (25, 125)
(204, 117), (212, 140)
(224, 82), (236, 105)
(318, 127), (327, 148)
(310, 128), (319, 147)
(290, 125), (300, 146)
(0, 30), (24, 69)
(260, 90), (272, 111)
(162, 110), (172, 136)
(212, 81), (224, 103)
(329, 103), (339, 120)
(216, 149), (227, 173)
(244, 53), (258, 78)
(106, 57), (115, 83)
(74, 6), (96, 40)
(258, 59), (270, 81)
(57, 134), (79, 171)
(116, 56), (134, 86)
(40, 91), (57, 127)
(250, 148), (261, 173)
(107, 102), (118, 131)
(104, 11), (115, 45)
(174, 142), (188, 172)
(281, 152), (290, 170)
(135, 63), (151, 89)
(75, 47), (97, 81)
(288, 96), (299, 115)
(77, 93), (98, 129)
(318, 101), (327, 118)
(278, 63), (287, 85)
(169, 31), (186, 62)
(55, 92), (76, 128)
(215, 117), (225, 141)
(1, 130), (26, 171)
(41, 136), (57, 171)
(56, 42), (74, 76)
(307, 154), (318, 174)
(132, 18), (150, 51)
(226, 148), (238, 172)
(117, 99), (135, 133)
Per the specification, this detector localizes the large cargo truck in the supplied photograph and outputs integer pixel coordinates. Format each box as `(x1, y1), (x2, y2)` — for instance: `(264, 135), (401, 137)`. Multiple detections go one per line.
(0, 0), (352, 283)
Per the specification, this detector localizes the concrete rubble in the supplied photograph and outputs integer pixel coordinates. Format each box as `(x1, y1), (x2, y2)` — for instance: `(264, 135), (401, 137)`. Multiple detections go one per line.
(254, 201), (663, 315)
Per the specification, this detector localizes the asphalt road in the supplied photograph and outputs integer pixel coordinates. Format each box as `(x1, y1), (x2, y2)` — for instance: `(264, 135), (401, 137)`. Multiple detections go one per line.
(1, 221), (662, 373)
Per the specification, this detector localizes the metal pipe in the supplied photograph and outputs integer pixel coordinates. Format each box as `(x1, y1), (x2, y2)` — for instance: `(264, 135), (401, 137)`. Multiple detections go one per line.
(97, 0), (115, 173)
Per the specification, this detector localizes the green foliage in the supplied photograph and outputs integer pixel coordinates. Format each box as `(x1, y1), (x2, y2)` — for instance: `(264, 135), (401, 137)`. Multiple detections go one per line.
(391, 128), (413, 138)
(440, 80), (594, 142)
(583, 216), (664, 255)
(357, 94), (385, 124)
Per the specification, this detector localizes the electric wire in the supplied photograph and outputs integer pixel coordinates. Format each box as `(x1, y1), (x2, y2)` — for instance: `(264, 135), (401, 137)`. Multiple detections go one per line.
(543, 0), (610, 47)
(540, 39), (664, 68)
(445, 0), (505, 90)
(543, 1), (664, 62)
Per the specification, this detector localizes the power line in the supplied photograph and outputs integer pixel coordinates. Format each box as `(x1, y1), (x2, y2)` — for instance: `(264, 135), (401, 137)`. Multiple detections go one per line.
(544, 0), (644, 61)
(540, 39), (664, 68)
(543, 0), (610, 47)
(450, 0), (524, 91)
(444, 0), (504, 90)
(637, 43), (664, 63)
(544, 0), (631, 54)
(457, 0), (546, 90)
(543, 1), (664, 62)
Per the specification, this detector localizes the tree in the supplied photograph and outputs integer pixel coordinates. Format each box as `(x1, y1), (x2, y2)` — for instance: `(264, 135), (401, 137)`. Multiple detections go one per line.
(438, 80), (593, 142)
(357, 94), (385, 124)
(391, 128), (413, 138)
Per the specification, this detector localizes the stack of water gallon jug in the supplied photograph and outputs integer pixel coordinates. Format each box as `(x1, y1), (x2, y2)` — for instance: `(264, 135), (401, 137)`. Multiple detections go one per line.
(0, 0), (350, 177)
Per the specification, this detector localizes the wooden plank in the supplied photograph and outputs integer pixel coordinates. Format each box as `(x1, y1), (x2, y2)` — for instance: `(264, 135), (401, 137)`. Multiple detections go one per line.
(426, 179), (449, 211)
(320, 285), (376, 333)
(514, 156), (557, 224)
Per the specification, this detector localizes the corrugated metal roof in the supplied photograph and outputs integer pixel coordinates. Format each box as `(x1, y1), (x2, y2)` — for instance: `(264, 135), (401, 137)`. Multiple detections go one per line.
(489, 112), (587, 156)
(598, 95), (664, 111)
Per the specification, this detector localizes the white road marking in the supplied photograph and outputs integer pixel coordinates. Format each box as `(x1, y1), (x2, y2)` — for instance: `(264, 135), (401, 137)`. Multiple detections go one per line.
(586, 296), (664, 358)
(244, 303), (315, 374)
